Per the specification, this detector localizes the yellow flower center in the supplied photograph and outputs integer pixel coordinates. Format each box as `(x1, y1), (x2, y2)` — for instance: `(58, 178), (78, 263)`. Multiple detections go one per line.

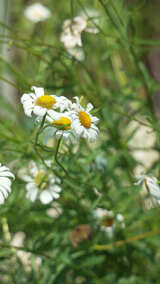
(53, 117), (71, 130)
(35, 95), (56, 109)
(78, 111), (91, 129)
(34, 170), (49, 190)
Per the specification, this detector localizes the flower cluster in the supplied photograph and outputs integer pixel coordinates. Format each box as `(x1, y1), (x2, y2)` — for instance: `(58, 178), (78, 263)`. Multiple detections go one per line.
(21, 86), (99, 142)
(0, 163), (14, 204)
(60, 10), (99, 61)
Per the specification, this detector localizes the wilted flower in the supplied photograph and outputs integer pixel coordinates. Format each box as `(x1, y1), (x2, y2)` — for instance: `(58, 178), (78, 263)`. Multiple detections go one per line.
(135, 174), (160, 204)
(0, 163), (14, 204)
(21, 161), (61, 204)
(70, 224), (91, 247)
(94, 208), (125, 237)
(24, 3), (51, 23)
(70, 97), (99, 141)
(21, 86), (71, 117)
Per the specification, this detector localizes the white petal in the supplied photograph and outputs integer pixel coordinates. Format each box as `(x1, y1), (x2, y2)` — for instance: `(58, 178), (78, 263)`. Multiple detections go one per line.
(33, 106), (46, 116)
(26, 186), (38, 202)
(40, 190), (53, 204)
(0, 192), (5, 204)
(51, 192), (60, 199)
(52, 185), (61, 193)
(0, 185), (9, 198)
(86, 103), (93, 112)
(32, 86), (44, 97)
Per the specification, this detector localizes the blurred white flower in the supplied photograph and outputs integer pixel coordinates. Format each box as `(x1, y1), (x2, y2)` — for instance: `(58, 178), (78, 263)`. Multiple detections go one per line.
(60, 29), (82, 49)
(24, 3), (51, 23)
(21, 161), (61, 204)
(94, 208), (113, 219)
(46, 202), (63, 218)
(70, 97), (99, 142)
(63, 17), (87, 34)
(79, 9), (100, 34)
(93, 208), (125, 237)
(46, 110), (76, 142)
(60, 17), (86, 49)
(116, 213), (124, 222)
(0, 163), (14, 204)
(21, 86), (71, 117)
(134, 173), (146, 186)
(67, 47), (85, 61)
(60, 11), (99, 60)
(94, 154), (107, 171)
(11, 232), (41, 272)
(135, 174), (160, 203)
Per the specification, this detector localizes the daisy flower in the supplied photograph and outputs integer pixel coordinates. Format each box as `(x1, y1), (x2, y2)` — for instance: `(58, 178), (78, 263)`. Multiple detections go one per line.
(70, 97), (99, 141)
(21, 86), (72, 117)
(24, 3), (51, 23)
(93, 208), (125, 237)
(135, 174), (160, 203)
(46, 110), (75, 142)
(21, 161), (61, 204)
(0, 163), (15, 204)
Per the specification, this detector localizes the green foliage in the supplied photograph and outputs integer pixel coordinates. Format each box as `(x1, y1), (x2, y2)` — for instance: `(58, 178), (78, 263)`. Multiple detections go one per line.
(0, 0), (160, 283)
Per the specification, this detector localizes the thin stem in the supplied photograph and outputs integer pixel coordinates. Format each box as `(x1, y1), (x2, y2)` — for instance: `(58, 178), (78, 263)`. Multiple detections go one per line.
(2, 217), (11, 243)
(92, 229), (160, 251)
(54, 136), (69, 176)
(34, 114), (47, 147)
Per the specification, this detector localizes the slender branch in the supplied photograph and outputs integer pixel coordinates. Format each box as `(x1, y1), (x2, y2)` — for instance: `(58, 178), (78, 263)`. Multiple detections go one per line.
(92, 229), (160, 251)
(34, 114), (47, 147)
(54, 136), (69, 176)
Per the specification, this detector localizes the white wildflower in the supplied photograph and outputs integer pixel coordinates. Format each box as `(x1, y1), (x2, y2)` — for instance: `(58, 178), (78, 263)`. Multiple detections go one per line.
(134, 174), (160, 203)
(0, 163), (14, 204)
(79, 9), (100, 34)
(70, 97), (99, 141)
(21, 161), (61, 204)
(94, 208), (125, 237)
(24, 3), (51, 23)
(46, 202), (63, 218)
(67, 47), (85, 61)
(21, 86), (71, 117)
(11, 232), (41, 272)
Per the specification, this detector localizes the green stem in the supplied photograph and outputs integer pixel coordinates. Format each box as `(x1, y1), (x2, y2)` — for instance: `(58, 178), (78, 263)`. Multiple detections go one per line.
(54, 136), (69, 176)
(34, 114), (47, 147)
(92, 229), (160, 251)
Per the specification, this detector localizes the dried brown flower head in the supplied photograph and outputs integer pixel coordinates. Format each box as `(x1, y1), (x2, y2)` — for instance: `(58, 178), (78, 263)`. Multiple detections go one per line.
(70, 224), (91, 248)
